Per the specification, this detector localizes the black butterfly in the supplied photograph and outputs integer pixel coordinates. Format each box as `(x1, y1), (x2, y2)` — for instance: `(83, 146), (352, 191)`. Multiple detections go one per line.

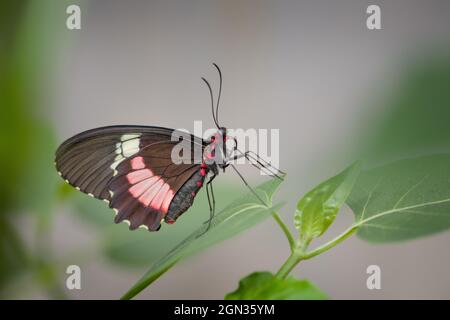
(55, 64), (283, 232)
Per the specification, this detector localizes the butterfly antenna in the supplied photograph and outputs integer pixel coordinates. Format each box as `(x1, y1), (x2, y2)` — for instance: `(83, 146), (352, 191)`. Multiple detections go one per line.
(212, 63), (222, 126)
(201, 77), (220, 129)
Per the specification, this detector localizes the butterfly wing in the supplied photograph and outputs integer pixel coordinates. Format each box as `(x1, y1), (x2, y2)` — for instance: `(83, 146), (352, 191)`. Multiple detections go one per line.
(55, 125), (203, 200)
(55, 125), (205, 230)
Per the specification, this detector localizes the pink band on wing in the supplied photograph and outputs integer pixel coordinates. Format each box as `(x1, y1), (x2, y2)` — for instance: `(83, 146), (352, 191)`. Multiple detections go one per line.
(150, 183), (169, 211)
(131, 156), (146, 170)
(126, 169), (153, 184)
(129, 176), (159, 199)
(137, 178), (164, 206)
(126, 156), (176, 214)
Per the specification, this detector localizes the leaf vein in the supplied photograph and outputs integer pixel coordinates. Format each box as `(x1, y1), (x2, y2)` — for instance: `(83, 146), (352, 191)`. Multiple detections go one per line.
(393, 174), (429, 209)
(357, 198), (450, 226)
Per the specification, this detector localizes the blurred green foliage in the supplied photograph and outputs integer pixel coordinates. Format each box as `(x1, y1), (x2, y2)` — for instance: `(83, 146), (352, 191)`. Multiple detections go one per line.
(0, 0), (79, 298)
(360, 51), (450, 163)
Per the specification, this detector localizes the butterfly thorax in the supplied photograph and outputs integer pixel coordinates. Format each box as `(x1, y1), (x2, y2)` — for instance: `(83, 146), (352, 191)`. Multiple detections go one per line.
(203, 127), (231, 170)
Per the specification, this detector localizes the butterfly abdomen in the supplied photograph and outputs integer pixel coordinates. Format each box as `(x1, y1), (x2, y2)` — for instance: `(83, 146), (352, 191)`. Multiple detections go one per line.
(165, 164), (209, 224)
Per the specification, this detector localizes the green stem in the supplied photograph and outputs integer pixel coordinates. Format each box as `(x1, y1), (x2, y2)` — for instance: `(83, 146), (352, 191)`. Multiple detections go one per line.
(271, 212), (295, 252)
(301, 225), (358, 260)
(275, 225), (359, 279)
(275, 250), (302, 279)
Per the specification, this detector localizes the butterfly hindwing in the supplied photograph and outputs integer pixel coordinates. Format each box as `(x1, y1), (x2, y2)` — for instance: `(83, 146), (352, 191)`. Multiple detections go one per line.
(108, 146), (200, 230)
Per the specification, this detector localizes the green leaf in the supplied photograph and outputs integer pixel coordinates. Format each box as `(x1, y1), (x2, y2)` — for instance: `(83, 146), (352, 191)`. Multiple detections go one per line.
(294, 162), (361, 245)
(121, 176), (285, 299)
(347, 154), (450, 242)
(225, 272), (327, 300)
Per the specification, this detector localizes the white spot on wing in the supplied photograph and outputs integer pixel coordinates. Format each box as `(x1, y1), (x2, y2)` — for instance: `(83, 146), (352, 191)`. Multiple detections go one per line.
(121, 139), (140, 157)
(123, 219), (130, 226)
(139, 225), (148, 230)
(110, 156), (123, 173)
(115, 142), (122, 154)
(110, 134), (141, 172)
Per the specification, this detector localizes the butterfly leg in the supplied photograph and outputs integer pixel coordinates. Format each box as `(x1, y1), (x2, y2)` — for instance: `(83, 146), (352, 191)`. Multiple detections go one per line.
(197, 172), (217, 237)
(207, 175), (216, 227)
(229, 164), (268, 206)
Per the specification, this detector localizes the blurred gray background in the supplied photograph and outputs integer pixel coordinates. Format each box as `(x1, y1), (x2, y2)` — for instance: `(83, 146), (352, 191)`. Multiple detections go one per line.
(16, 0), (450, 299)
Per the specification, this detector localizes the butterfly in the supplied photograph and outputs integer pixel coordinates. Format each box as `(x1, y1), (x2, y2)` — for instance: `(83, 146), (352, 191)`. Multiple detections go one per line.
(55, 64), (283, 232)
